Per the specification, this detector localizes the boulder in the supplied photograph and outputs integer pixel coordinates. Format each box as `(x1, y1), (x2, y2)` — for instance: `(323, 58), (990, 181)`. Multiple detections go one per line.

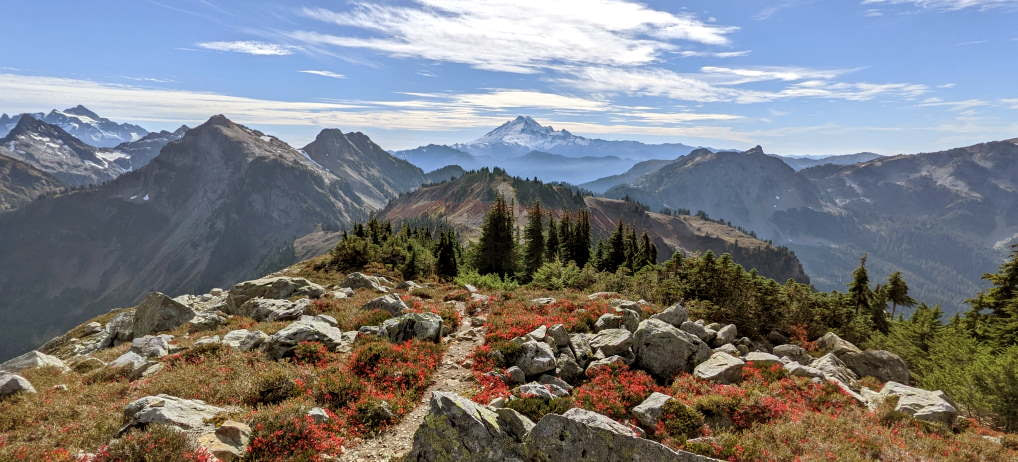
(196, 420), (251, 462)
(105, 311), (136, 345)
(679, 321), (713, 342)
(694, 352), (745, 384)
(1, 350), (70, 373)
(130, 335), (174, 358)
(772, 344), (812, 364)
(132, 293), (196, 338)
(123, 394), (226, 433)
(816, 332), (862, 356)
(515, 340), (557, 376)
(585, 355), (627, 376)
(568, 333), (595, 367)
(713, 324), (737, 347)
(546, 324), (570, 348)
(194, 336), (221, 346)
(811, 353), (859, 385)
(524, 407), (712, 462)
(396, 280), (425, 291)
(262, 316), (351, 359)
(538, 374), (574, 394)
(530, 297), (556, 306)
(187, 311), (227, 333)
(495, 408), (535, 441)
(109, 351), (155, 378)
(873, 382), (958, 426)
(0, 372), (36, 397)
(783, 361), (825, 379)
(632, 319), (711, 381)
(516, 382), (570, 399)
(239, 298), (311, 322)
(554, 354), (584, 385)
(221, 329), (269, 351)
(587, 292), (620, 300)
(362, 294), (409, 316)
(840, 350), (910, 384)
(713, 344), (740, 357)
(615, 308), (641, 332)
(380, 312), (443, 343)
(589, 329), (633, 357)
(632, 391), (674, 428)
(228, 276), (325, 310)
(331, 288), (354, 299)
(505, 366), (527, 385)
(649, 303), (688, 327)
(407, 391), (526, 462)
(343, 272), (393, 292)
(743, 352), (782, 368)
(307, 407), (330, 423)
(594, 313), (624, 331)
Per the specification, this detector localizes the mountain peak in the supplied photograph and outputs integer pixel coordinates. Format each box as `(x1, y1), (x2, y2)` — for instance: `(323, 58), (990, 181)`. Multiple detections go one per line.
(203, 114), (237, 128)
(63, 105), (101, 120)
(744, 145), (765, 156)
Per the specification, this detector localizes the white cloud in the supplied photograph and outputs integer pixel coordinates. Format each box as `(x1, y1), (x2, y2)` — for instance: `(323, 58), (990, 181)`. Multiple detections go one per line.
(957, 39), (989, 46)
(701, 66), (858, 84)
(292, 0), (735, 73)
(299, 70), (346, 79)
(197, 41), (296, 56)
(617, 111), (744, 124)
(676, 50), (751, 58)
(1003, 98), (1018, 109)
(861, 0), (1018, 11)
(917, 98), (990, 111)
(451, 90), (610, 112)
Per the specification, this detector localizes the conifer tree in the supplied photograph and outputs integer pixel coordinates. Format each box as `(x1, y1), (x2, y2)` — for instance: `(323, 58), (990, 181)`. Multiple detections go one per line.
(849, 255), (887, 333)
(558, 215), (574, 264)
(523, 202), (545, 278)
(474, 194), (516, 277)
(885, 272), (916, 318)
(545, 216), (559, 262)
(606, 221), (627, 272)
(573, 210), (592, 267)
(966, 244), (1018, 346)
(624, 226), (638, 269)
(436, 231), (458, 280)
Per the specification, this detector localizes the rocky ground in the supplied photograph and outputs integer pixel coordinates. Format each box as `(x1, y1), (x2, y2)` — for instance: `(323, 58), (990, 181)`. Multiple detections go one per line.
(0, 257), (1015, 461)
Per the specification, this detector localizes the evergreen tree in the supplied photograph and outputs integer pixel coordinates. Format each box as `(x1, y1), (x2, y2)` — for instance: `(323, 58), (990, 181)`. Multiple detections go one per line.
(523, 202), (546, 278)
(635, 233), (656, 268)
(435, 231), (458, 280)
(545, 216), (559, 262)
(474, 194), (516, 277)
(623, 226), (638, 270)
(849, 255), (887, 333)
(559, 215), (574, 264)
(885, 272), (916, 318)
(573, 210), (592, 267)
(966, 245), (1018, 346)
(605, 221), (627, 272)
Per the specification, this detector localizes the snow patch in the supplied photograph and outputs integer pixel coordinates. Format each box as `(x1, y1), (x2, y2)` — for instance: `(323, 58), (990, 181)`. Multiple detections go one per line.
(143, 194), (150, 201)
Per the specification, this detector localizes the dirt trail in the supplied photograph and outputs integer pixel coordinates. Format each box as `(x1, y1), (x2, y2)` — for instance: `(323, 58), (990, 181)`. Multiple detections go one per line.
(338, 303), (484, 461)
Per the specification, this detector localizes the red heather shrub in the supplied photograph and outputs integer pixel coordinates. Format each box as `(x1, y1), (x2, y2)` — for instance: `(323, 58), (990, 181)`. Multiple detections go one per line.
(292, 341), (331, 367)
(741, 362), (788, 384)
(91, 424), (214, 462)
(788, 324), (816, 351)
(408, 301), (462, 333)
(348, 309), (392, 331)
(483, 299), (615, 343)
(247, 414), (345, 462)
(348, 338), (442, 396)
(575, 362), (665, 423)
(472, 369), (511, 405)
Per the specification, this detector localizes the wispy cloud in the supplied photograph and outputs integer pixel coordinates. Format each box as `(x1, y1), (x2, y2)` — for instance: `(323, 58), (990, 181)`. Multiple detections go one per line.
(861, 0), (1018, 11)
(957, 39), (989, 46)
(291, 0), (735, 74)
(298, 70), (345, 79)
(677, 50), (751, 58)
(197, 40), (296, 56)
(1003, 98), (1018, 109)
(122, 76), (175, 84)
(917, 98), (990, 111)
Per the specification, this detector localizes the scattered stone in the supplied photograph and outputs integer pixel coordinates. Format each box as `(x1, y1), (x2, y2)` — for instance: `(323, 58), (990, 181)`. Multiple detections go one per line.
(197, 420), (251, 461)
(587, 292), (620, 300)
(109, 351), (152, 378)
(331, 288), (354, 299)
(633, 319), (711, 381)
(221, 329), (269, 351)
(230, 277), (326, 311)
(380, 312), (443, 343)
(783, 361), (825, 379)
(584, 355), (627, 376)
(530, 297), (556, 306)
(515, 340), (557, 376)
(694, 352), (745, 384)
(122, 394), (226, 433)
(362, 294), (409, 316)
(594, 313), (624, 331)
(538, 374), (573, 393)
(713, 324), (737, 347)
(811, 353), (859, 385)
(463, 284), (479, 293)
(772, 344), (812, 364)
(131, 293), (197, 338)
(569, 333), (595, 367)
(0, 372), (36, 397)
(343, 272), (393, 293)
(872, 382), (958, 426)
(744, 351), (782, 368)
(546, 324), (570, 348)
(589, 328), (633, 357)
(516, 382), (570, 399)
(407, 391), (525, 461)
(52, 384), (69, 391)
(495, 408), (535, 441)
(239, 298), (311, 322)
(713, 343), (740, 357)
(555, 354), (584, 385)
(471, 293), (492, 303)
(307, 407), (330, 423)
(187, 311), (227, 333)
(131, 335), (174, 358)
(194, 336), (221, 346)
(316, 314), (339, 327)
(505, 366), (526, 385)
(632, 391), (674, 428)
(816, 332), (862, 356)
(840, 350), (910, 384)
(262, 316), (351, 359)
(650, 303), (688, 327)
(396, 280), (425, 291)
(1, 350), (70, 373)
(614, 307), (641, 332)
(679, 321), (713, 342)
(766, 330), (789, 345)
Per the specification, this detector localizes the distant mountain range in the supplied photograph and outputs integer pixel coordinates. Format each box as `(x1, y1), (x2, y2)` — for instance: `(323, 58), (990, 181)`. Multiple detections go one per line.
(380, 168), (809, 284)
(774, 152), (883, 171)
(0, 105), (148, 147)
(0, 115), (430, 359)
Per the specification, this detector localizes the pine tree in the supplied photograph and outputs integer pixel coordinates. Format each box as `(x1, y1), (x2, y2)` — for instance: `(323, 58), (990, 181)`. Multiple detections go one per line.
(636, 233), (655, 268)
(606, 221), (627, 272)
(475, 194), (516, 277)
(623, 227), (638, 269)
(885, 272), (916, 318)
(523, 202), (545, 278)
(558, 215), (574, 264)
(573, 210), (592, 267)
(966, 245), (1018, 346)
(436, 231), (458, 280)
(545, 216), (559, 262)
(849, 255), (887, 333)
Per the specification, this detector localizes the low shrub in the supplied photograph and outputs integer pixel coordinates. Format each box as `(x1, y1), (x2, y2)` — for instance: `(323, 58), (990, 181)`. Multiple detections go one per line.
(575, 362), (664, 423)
(247, 369), (298, 406)
(658, 400), (705, 439)
(247, 406), (345, 462)
(349, 395), (397, 434)
(172, 342), (227, 365)
(93, 424), (211, 462)
(504, 397), (575, 422)
(313, 369), (365, 410)
(454, 270), (519, 291)
(292, 341), (331, 367)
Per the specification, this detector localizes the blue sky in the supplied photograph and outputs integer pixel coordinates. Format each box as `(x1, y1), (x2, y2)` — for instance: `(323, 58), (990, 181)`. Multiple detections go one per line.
(1, 0), (1016, 155)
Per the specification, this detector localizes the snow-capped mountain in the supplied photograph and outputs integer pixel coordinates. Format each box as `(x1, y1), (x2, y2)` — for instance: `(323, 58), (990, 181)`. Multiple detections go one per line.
(102, 125), (189, 171)
(0, 105), (148, 148)
(0, 115), (128, 186)
(452, 115), (702, 161)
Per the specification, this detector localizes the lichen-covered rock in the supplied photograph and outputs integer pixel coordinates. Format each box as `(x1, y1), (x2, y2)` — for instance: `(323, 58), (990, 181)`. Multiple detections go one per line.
(238, 298), (311, 322)
(632, 391), (674, 428)
(713, 343), (740, 357)
(381, 312), (443, 343)
(130, 335), (174, 358)
(589, 328), (633, 357)
(196, 420), (251, 461)
(840, 350), (910, 384)
(694, 352), (745, 384)
(546, 324), (569, 348)
(811, 353), (859, 385)
(650, 303), (688, 327)
(1, 350), (70, 373)
(555, 354), (584, 385)
(816, 332), (862, 356)
(713, 324), (738, 347)
(615, 308), (641, 332)
(132, 292), (196, 338)
(568, 333), (595, 367)
(783, 361), (825, 379)
(679, 321), (713, 342)
(407, 391), (525, 462)
(873, 382), (958, 426)
(227, 276), (325, 312)
(496, 408), (535, 441)
(262, 316), (351, 359)
(515, 340), (557, 376)
(594, 313), (624, 331)
(0, 372), (36, 397)
(396, 280), (425, 291)
(516, 382), (570, 399)
(221, 329), (269, 351)
(524, 407), (713, 462)
(633, 319), (711, 381)
(743, 351), (782, 368)
(362, 294), (409, 316)
(772, 344), (812, 364)
(342, 272), (393, 292)
(123, 394), (226, 433)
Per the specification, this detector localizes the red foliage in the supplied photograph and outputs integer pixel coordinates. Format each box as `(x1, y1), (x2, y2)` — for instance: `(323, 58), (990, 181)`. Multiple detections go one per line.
(575, 362), (665, 424)
(247, 416), (346, 462)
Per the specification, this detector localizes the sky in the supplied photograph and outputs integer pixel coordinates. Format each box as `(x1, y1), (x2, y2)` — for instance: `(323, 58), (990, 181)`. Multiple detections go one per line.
(1, 0), (1016, 155)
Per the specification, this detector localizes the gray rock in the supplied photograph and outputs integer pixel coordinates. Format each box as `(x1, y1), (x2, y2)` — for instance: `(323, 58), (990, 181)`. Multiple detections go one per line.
(632, 391), (674, 428)
(193, 336), (221, 346)
(816, 332), (862, 356)
(525, 325), (549, 344)
(589, 328), (633, 357)
(197, 420), (251, 462)
(840, 350), (910, 384)
(694, 352), (745, 384)
(239, 298), (311, 322)
(555, 354), (584, 385)
(713, 324), (737, 347)
(649, 303), (688, 327)
(495, 408), (535, 441)
(396, 280), (425, 290)
(516, 382), (570, 399)
(227, 276), (326, 310)
(713, 343), (740, 357)
(538, 374), (574, 393)
(0, 372), (36, 397)
(568, 333), (595, 367)
(530, 297), (556, 306)
(263, 316), (351, 359)
(783, 361), (825, 379)
(587, 291), (619, 300)
(546, 324), (569, 348)
(407, 391), (525, 462)
(130, 335), (173, 358)
(679, 321), (712, 342)
(615, 308), (641, 332)
(524, 407), (712, 462)
(594, 313), (624, 331)
(873, 382), (958, 426)
(132, 292), (196, 338)
(381, 312), (443, 343)
(811, 353), (859, 385)
(123, 394), (226, 433)
(105, 311), (136, 345)
(187, 311), (227, 333)
(743, 352), (782, 368)
(585, 355), (627, 376)
(221, 329), (269, 351)
(633, 319), (711, 381)
(505, 366), (526, 385)
(471, 293), (492, 304)
(1, 350), (70, 373)
(772, 344), (812, 364)
(362, 294), (409, 316)
(342, 272), (393, 292)
(331, 288), (354, 299)
(307, 407), (330, 423)
(109, 351), (151, 377)
(515, 340), (557, 376)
